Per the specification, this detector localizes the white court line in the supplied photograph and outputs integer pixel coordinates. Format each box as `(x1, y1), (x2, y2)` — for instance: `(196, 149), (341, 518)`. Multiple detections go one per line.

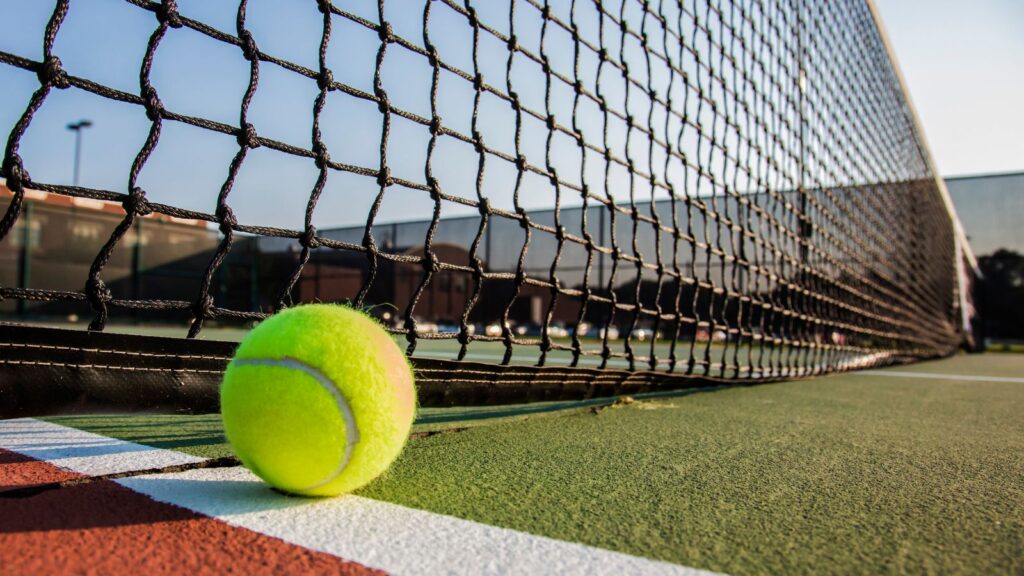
(0, 418), (203, 475)
(858, 371), (1024, 384)
(121, 466), (720, 576)
(1, 419), (722, 576)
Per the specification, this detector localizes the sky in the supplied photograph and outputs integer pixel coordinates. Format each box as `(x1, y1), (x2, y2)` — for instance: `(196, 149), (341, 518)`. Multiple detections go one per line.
(0, 0), (1020, 232)
(874, 0), (1024, 177)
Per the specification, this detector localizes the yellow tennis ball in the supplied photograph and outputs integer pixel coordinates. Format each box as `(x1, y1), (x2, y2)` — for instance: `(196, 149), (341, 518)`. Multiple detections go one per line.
(220, 304), (415, 497)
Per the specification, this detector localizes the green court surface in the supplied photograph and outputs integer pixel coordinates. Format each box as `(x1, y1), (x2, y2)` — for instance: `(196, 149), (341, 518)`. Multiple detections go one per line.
(48, 354), (1023, 575)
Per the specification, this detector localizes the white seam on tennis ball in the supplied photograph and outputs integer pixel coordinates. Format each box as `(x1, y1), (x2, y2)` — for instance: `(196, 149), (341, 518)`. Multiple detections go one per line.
(233, 357), (360, 491)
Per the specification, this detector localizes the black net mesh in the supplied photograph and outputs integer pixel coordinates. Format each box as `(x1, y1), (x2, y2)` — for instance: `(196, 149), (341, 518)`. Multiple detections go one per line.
(1, 0), (971, 381)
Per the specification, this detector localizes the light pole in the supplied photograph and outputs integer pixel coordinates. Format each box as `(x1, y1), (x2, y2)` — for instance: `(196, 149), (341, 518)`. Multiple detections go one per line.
(66, 119), (92, 186)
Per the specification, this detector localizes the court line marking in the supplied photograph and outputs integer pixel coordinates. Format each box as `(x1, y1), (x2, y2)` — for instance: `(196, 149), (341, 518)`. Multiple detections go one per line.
(0, 418), (203, 475)
(1, 419), (722, 576)
(121, 466), (720, 576)
(858, 371), (1024, 384)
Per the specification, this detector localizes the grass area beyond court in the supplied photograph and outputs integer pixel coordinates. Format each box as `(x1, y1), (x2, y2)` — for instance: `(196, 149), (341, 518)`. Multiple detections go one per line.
(48, 354), (1024, 575)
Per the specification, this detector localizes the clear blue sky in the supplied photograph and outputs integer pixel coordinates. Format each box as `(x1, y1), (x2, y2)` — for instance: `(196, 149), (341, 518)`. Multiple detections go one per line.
(1, 0), (1020, 231)
(875, 0), (1024, 177)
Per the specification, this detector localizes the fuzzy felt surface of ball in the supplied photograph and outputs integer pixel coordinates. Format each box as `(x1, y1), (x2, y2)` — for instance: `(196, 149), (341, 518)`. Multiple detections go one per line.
(220, 304), (415, 496)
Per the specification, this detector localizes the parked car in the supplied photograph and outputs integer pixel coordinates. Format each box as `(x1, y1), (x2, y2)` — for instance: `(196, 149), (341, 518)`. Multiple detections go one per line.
(599, 326), (621, 341)
(630, 327), (655, 342)
(547, 322), (570, 339)
(414, 321), (438, 334)
(584, 325), (620, 341)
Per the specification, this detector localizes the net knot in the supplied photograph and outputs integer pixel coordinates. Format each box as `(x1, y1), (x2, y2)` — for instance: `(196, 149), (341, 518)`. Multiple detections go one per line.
(317, 68), (334, 91)
(430, 115), (443, 135)
(427, 177), (441, 198)
(477, 197), (490, 216)
(423, 251), (440, 273)
(377, 22), (393, 43)
(216, 205), (238, 230)
(474, 73), (484, 91)
(193, 294), (215, 320)
(507, 35), (518, 52)
(300, 226), (321, 248)
(85, 277), (112, 306)
(2, 154), (28, 191)
(313, 141), (331, 169)
(514, 268), (527, 285)
(547, 168), (559, 187)
(237, 123), (260, 149)
(472, 129), (484, 153)
(239, 30), (260, 62)
(545, 114), (556, 130)
(376, 167), (391, 187)
(363, 233), (378, 253)
(156, 0), (183, 28)
(124, 187), (152, 216)
(466, 6), (478, 24)
(598, 48), (609, 62)
(375, 91), (390, 114)
(142, 87), (164, 122)
(316, 0), (332, 15)
(515, 155), (527, 171)
(38, 56), (69, 89)
(555, 225), (566, 241)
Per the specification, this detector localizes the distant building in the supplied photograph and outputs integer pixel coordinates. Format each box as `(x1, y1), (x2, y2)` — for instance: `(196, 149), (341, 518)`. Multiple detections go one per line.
(944, 171), (1024, 344)
(945, 171), (1024, 257)
(4, 175), (1000, 334)
(0, 183), (218, 318)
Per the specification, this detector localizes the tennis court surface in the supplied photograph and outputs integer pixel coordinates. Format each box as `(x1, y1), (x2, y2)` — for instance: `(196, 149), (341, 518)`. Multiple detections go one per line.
(2, 353), (1021, 575)
(1, 0), (1018, 573)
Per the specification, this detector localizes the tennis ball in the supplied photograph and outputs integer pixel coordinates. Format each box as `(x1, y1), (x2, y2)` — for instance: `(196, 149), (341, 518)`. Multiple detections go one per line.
(220, 304), (415, 497)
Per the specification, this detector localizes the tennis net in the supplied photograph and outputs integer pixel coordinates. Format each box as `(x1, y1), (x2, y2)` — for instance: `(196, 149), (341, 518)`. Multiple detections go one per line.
(0, 0), (977, 411)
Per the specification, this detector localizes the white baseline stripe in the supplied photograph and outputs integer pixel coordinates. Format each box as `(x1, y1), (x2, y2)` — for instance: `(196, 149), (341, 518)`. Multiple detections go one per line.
(120, 466), (718, 576)
(1, 418), (722, 576)
(859, 371), (1024, 384)
(0, 418), (202, 475)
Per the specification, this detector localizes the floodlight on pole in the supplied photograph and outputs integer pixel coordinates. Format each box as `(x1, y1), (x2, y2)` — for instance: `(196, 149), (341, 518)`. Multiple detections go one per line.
(66, 119), (93, 187)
